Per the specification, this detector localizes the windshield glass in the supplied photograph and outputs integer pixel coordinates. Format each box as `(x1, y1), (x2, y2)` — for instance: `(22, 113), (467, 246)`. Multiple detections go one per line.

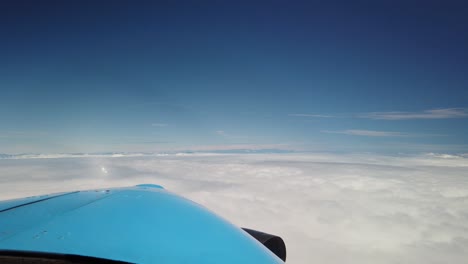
(1, 1), (467, 264)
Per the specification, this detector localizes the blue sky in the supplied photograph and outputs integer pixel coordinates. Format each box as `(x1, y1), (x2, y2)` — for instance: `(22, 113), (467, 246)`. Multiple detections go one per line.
(1, 1), (467, 154)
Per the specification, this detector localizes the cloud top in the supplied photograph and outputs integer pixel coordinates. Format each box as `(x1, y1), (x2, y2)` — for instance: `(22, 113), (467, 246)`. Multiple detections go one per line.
(1, 153), (467, 264)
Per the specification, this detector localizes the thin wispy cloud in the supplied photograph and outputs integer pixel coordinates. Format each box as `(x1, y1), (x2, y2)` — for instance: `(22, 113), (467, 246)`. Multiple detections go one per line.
(289, 114), (335, 118)
(290, 108), (468, 121)
(362, 108), (468, 120)
(323, 129), (409, 137)
(184, 143), (292, 152)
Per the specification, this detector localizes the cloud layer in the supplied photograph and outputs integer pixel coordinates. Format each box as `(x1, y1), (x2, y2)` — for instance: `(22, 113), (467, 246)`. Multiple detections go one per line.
(1, 153), (468, 264)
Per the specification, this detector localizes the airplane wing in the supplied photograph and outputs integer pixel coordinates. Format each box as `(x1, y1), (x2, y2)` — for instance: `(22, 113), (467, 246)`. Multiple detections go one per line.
(0, 184), (286, 263)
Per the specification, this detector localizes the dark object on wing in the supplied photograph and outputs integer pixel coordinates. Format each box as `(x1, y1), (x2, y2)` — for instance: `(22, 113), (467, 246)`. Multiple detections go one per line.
(242, 228), (286, 262)
(0, 250), (130, 263)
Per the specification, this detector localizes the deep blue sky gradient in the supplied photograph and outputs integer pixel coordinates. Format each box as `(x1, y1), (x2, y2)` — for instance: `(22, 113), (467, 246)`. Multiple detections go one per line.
(1, 1), (467, 153)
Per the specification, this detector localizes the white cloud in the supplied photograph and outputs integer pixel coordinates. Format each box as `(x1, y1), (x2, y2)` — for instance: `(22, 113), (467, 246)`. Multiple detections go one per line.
(1, 153), (468, 264)
(323, 129), (409, 137)
(362, 108), (468, 120)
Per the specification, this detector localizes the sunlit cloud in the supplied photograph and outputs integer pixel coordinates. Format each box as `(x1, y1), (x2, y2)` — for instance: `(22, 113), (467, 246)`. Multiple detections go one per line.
(1, 153), (467, 264)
